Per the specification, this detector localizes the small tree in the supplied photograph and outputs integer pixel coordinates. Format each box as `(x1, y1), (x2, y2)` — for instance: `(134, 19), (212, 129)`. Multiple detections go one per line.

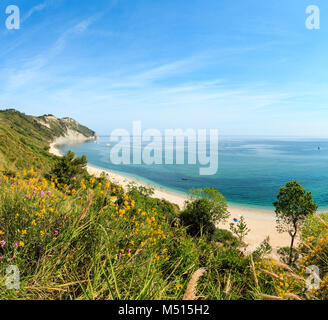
(273, 180), (317, 265)
(180, 187), (230, 240)
(229, 216), (250, 247)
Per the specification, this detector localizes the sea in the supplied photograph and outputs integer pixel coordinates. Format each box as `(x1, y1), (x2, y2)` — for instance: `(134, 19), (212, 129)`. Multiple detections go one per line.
(56, 136), (328, 211)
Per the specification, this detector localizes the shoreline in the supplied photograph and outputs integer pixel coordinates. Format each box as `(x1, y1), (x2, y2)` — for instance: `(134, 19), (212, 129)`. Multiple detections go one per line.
(49, 140), (292, 253)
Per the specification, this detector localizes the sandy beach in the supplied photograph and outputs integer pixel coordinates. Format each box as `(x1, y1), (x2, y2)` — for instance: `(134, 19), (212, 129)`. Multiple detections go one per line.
(49, 140), (292, 253)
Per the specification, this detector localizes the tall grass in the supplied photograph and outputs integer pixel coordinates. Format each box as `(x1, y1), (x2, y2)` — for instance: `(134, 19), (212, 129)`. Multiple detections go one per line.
(0, 168), (327, 300)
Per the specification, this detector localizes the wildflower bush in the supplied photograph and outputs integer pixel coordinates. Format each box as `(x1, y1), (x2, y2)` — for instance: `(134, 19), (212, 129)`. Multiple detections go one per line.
(298, 215), (328, 299)
(0, 167), (270, 300)
(0, 167), (327, 300)
(301, 213), (328, 243)
(254, 215), (328, 300)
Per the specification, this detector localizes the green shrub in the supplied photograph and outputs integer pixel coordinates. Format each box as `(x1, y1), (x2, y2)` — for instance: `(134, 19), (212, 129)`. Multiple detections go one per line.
(180, 198), (216, 240)
(213, 228), (238, 247)
(252, 236), (272, 259)
(180, 188), (229, 240)
(127, 184), (179, 224)
(48, 150), (88, 187)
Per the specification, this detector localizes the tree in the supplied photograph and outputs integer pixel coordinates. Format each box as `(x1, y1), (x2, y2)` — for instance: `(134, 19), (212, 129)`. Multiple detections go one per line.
(180, 187), (230, 240)
(273, 180), (317, 265)
(229, 216), (250, 247)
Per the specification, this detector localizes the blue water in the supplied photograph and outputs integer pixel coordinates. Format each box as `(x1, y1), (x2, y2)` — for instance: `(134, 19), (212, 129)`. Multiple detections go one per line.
(57, 136), (328, 210)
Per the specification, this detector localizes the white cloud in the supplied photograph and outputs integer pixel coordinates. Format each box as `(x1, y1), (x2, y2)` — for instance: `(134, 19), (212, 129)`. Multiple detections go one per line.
(0, 15), (99, 93)
(21, 1), (49, 23)
(52, 16), (99, 55)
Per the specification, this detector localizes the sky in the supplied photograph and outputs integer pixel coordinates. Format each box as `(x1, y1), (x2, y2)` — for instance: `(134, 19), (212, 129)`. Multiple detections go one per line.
(0, 0), (328, 136)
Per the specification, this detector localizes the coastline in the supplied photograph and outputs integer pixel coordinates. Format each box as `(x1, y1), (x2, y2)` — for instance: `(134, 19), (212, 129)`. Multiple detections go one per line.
(49, 140), (292, 253)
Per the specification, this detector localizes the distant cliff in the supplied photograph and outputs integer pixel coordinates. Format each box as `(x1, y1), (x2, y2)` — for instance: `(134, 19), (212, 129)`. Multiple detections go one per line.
(0, 109), (97, 170)
(36, 113), (97, 142)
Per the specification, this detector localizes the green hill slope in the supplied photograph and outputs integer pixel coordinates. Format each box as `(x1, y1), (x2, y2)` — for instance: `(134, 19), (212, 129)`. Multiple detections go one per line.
(0, 109), (96, 171)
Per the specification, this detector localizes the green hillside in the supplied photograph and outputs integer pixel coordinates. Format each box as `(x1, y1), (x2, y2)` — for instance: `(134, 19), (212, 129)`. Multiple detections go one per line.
(0, 109), (96, 171)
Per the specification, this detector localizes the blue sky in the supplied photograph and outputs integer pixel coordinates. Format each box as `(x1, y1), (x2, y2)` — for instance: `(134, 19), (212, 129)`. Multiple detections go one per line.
(0, 0), (327, 136)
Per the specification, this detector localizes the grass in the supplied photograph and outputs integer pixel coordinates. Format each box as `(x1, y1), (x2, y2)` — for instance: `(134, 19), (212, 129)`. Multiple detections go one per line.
(0, 168), (258, 299)
(0, 167), (327, 300)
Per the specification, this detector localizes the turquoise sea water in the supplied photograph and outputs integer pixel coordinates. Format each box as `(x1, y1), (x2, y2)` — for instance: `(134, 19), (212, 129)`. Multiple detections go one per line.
(57, 136), (328, 211)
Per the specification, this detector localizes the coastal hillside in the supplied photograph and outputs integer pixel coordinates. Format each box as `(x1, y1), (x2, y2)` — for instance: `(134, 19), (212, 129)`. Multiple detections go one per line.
(0, 151), (327, 300)
(0, 109), (96, 171)
(0, 109), (327, 300)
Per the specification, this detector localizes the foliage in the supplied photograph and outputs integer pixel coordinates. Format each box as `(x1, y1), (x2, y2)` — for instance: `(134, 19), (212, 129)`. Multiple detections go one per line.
(277, 247), (299, 266)
(252, 237), (272, 259)
(46, 150), (107, 194)
(187, 188), (229, 223)
(180, 199), (216, 240)
(126, 183), (179, 225)
(0, 110), (55, 171)
(0, 111), (327, 300)
(254, 221), (328, 300)
(0, 168), (327, 300)
(0, 168), (263, 300)
(301, 213), (328, 243)
(255, 258), (306, 299)
(180, 188), (229, 240)
(274, 180), (317, 265)
(298, 228), (328, 299)
(229, 216), (250, 246)
(212, 228), (238, 248)
(48, 151), (87, 186)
